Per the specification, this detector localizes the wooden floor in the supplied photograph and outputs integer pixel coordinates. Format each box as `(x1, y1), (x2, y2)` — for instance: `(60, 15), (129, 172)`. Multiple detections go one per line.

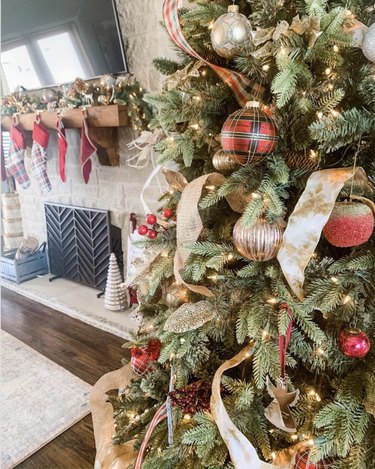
(1, 287), (128, 469)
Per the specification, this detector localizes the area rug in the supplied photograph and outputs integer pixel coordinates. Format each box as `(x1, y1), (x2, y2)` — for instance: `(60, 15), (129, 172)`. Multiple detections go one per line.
(0, 330), (92, 469)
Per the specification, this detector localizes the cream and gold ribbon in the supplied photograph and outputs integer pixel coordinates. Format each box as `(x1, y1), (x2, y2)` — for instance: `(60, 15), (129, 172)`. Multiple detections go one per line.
(90, 365), (138, 469)
(277, 166), (370, 300)
(174, 172), (249, 296)
(210, 343), (294, 469)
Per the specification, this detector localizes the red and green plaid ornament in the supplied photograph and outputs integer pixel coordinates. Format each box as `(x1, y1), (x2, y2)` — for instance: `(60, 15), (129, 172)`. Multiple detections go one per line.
(221, 101), (278, 165)
(292, 449), (334, 469)
(130, 339), (161, 376)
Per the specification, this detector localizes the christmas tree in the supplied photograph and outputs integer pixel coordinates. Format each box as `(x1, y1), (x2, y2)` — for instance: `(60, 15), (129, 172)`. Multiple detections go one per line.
(109, 1), (375, 468)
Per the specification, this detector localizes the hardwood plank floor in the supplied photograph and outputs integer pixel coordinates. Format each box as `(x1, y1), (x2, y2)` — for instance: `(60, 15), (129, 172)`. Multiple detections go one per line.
(1, 287), (129, 469)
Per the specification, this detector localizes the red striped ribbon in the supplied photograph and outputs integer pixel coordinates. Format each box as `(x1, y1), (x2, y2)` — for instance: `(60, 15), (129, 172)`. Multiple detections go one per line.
(134, 402), (168, 469)
(162, 0), (261, 106)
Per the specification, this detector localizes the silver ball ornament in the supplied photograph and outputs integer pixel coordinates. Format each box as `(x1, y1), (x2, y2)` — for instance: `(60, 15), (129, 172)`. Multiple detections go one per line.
(211, 5), (252, 59)
(362, 23), (375, 63)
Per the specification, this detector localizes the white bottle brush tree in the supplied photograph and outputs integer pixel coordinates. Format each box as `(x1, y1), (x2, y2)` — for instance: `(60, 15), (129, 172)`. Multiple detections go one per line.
(104, 253), (127, 312)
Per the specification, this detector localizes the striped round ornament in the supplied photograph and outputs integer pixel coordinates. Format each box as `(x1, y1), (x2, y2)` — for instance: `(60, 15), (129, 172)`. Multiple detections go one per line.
(292, 449), (334, 469)
(221, 101), (278, 165)
(212, 149), (239, 172)
(233, 217), (284, 261)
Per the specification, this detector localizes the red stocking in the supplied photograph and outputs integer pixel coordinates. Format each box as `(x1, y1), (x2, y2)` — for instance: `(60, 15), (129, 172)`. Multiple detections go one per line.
(56, 116), (68, 182)
(31, 119), (51, 194)
(80, 117), (96, 184)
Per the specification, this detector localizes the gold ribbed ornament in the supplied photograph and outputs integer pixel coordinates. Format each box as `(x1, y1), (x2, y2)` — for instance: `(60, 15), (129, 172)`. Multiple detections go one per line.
(212, 150), (239, 172)
(233, 217), (284, 261)
(165, 283), (189, 308)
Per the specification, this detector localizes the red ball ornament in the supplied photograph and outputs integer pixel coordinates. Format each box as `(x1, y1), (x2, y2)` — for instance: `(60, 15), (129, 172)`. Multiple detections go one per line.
(323, 202), (374, 248)
(147, 229), (157, 239)
(221, 101), (278, 165)
(146, 214), (157, 225)
(163, 208), (173, 219)
(292, 449), (334, 469)
(138, 225), (149, 236)
(130, 339), (161, 376)
(339, 328), (371, 358)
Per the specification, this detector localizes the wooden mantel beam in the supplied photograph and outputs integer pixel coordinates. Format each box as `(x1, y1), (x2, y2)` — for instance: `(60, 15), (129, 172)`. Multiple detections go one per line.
(1, 105), (130, 166)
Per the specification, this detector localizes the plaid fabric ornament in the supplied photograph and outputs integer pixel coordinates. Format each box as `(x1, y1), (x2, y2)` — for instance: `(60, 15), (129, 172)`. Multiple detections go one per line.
(6, 125), (31, 189)
(221, 101), (278, 165)
(31, 119), (51, 194)
(292, 450), (334, 469)
(130, 339), (161, 376)
(80, 117), (96, 184)
(56, 115), (68, 182)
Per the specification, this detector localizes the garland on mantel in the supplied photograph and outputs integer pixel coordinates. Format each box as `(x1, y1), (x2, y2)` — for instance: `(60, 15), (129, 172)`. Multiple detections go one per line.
(1, 74), (152, 131)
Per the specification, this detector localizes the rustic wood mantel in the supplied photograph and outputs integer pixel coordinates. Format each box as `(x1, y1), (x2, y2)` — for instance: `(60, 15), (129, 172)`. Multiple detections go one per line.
(1, 105), (130, 166)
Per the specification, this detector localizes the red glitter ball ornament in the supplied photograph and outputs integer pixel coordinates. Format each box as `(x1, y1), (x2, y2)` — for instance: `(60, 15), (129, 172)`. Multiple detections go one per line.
(323, 202), (374, 248)
(221, 101), (278, 165)
(147, 229), (157, 239)
(146, 214), (157, 225)
(138, 225), (149, 236)
(163, 208), (173, 219)
(339, 328), (371, 358)
(292, 449), (334, 469)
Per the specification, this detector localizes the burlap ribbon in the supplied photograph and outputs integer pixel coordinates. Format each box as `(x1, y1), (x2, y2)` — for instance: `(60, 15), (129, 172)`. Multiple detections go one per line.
(277, 166), (370, 300)
(210, 343), (304, 468)
(174, 172), (249, 296)
(90, 364), (137, 469)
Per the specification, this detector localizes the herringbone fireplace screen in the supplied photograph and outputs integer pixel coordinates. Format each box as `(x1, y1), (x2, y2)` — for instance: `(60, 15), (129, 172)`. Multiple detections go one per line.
(45, 202), (112, 290)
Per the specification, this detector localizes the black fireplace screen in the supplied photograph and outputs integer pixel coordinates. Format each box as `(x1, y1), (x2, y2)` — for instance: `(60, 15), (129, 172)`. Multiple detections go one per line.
(45, 202), (114, 290)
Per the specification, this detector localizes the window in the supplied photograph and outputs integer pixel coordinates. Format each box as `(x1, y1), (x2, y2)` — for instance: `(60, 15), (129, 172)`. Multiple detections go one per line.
(37, 32), (86, 84)
(1, 45), (41, 91)
(1, 27), (90, 92)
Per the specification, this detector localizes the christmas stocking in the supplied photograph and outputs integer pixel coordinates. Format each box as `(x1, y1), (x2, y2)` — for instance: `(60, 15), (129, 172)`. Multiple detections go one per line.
(56, 115), (68, 182)
(31, 119), (51, 194)
(6, 125), (31, 189)
(80, 117), (96, 184)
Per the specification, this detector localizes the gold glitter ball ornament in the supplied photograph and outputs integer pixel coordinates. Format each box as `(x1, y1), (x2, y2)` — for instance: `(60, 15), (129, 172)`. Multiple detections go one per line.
(210, 4), (252, 60)
(362, 23), (375, 63)
(233, 217), (284, 261)
(212, 149), (239, 172)
(165, 283), (189, 308)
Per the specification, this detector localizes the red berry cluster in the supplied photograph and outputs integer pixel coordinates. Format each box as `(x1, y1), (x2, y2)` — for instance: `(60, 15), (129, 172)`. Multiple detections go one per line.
(138, 213), (158, 239)
(137, 208), (176, 239)
(169, 383), (211, 414)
